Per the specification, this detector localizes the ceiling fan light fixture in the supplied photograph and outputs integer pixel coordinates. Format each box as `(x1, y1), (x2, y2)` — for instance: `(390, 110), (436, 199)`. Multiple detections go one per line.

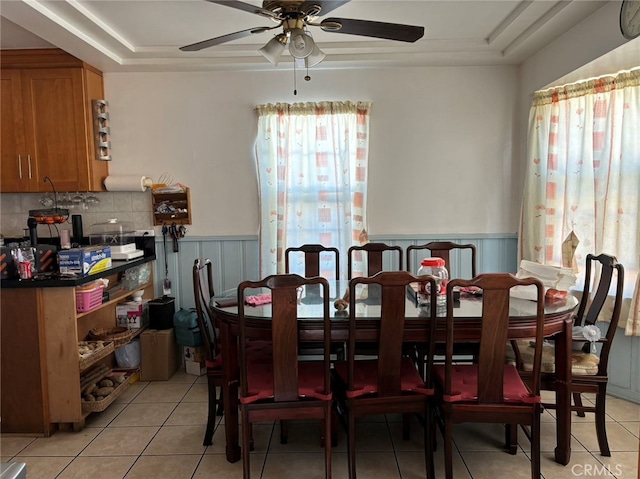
(305, 44), (326, 68)
(288, 28), (314, 58)
(259, 33), (287, 65)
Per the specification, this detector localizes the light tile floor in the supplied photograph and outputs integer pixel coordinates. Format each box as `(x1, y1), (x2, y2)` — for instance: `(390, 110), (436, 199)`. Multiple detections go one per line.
(2, 371), (638, 478)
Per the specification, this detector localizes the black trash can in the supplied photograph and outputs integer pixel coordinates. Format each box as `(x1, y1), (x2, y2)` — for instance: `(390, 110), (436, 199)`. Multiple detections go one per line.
(147, 296), (175, 330)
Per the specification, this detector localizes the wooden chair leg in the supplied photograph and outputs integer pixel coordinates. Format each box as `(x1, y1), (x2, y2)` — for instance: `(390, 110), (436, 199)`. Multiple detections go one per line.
(242, 408), (251, 479)
(505, 423), (518, 455)
(324, 402), (332, 479)
(402, 413), (411, 440)
(331, 407), (338, 447)
(280, 420), (289, 444)
(425, 403), (435, 479)
(595, 386), (611, 456)
(248, 421), (255, 451)
(444, 416), (454, 479)
(573, 392), (586, 417)
(203, 378), (217, 446)
(531, 406), (541, 479)
(216, 383), (224, 415)
(348, 409), (356, 479)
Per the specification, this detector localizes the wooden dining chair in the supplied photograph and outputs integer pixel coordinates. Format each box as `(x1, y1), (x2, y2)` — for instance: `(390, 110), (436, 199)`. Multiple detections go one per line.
(285, 243), (343, 357)
(434, 273), (545, 479)
(332, 271), (437, 479)
(407, 241), (478, 372)
(406, 241), (477, 278)
(346, 242), (404, 358)
(509, 253), (624, 457)
(237, 274), (333, 479)
(347, 242), (403, 279)
(283, 244), (341, 441)
(192, 258), (224, 446)
(285, 244), (340, 279)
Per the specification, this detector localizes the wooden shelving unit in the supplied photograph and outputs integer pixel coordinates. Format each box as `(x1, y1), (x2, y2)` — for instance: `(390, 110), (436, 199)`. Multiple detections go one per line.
(0, 261), (155, 435)
(152, 187), (191, 225)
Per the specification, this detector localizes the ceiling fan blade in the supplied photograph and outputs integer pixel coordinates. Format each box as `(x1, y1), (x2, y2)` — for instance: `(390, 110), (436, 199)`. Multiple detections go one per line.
(300, 0), (350, 16)
(180, 26), (273, 52)
(205, 0), (280, 19)
(321, 17), (424, 43)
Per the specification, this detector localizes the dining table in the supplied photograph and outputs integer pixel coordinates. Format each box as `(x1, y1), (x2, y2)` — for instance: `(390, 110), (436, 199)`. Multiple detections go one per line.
(211, 280), (579, 466)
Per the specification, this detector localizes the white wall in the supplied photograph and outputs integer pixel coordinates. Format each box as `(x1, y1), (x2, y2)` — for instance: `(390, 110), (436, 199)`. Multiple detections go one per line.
(104, 65), (519, 236)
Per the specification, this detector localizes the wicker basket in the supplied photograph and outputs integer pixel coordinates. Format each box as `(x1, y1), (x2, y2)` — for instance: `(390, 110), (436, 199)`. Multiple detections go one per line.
(81, 375), (130, 413)
(88, 327), (134, 347)
(78, 341), (115, 371)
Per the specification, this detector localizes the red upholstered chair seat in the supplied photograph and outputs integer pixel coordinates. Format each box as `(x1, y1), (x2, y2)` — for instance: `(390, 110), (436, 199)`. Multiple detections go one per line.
(240, 361), (332, 404)
(334, 357), (433, 398)
(434, 364), (540, 403)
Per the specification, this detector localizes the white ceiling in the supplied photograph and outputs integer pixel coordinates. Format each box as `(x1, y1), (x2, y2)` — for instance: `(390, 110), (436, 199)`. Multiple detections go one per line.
(0, 0), (637, 75)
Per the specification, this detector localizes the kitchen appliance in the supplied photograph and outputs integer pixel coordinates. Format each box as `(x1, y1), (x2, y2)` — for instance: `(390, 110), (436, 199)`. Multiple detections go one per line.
(89, 219), (144, 261)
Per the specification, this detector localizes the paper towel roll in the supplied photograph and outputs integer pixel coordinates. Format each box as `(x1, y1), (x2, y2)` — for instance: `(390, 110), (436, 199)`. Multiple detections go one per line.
(104, 175), (153, 192)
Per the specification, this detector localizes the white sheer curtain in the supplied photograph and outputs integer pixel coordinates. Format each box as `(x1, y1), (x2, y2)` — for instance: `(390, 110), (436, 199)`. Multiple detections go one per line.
(520, 69), (640, 335)
(254, 101), (371, 279)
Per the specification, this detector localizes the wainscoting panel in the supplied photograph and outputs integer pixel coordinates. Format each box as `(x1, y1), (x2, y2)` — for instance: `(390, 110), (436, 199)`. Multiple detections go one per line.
(150, 232), (637, 404)
(153, 234), (519, 310)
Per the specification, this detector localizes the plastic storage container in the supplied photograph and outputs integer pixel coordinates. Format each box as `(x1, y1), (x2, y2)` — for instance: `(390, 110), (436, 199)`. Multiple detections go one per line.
(76, 284), (105, 313)
(416, 258), (448, 307)
(90, 218), (136, 247)
(89, 218), (143, 260)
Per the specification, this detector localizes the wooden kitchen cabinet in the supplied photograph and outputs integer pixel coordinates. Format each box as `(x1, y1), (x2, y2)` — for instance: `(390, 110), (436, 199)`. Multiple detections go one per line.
(0, 260), (155, 435)
(0, 49), (109, 193)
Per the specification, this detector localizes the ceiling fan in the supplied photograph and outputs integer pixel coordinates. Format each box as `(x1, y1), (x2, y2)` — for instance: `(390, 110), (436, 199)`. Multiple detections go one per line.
(179, 0), (425, 67)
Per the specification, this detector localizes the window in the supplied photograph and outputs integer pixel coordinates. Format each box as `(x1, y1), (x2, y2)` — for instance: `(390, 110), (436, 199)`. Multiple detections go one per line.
(254, 101), (372, 279)
(520, 69), (640, 335)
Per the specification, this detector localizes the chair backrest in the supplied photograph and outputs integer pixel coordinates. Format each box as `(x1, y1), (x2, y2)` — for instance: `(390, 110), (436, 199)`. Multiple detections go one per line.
(347, 242), (403, 279)
(192, 258), (218, 362)
(285, 244), (340, 279)
(237, 274), (331, 402)
(574, 253), (624, 370)
(406, 241), (477, 278)
(347, 271), (437, 396)
(444, 273), (545, 404)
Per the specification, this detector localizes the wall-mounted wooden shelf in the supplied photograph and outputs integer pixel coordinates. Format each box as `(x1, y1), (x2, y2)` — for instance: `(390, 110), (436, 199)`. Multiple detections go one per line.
(152, 187), (191, 226)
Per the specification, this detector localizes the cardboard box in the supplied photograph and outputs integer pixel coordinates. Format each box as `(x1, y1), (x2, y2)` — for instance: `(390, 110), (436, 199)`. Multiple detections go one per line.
(183, 345), (206, 362)
(140, 328), (180, 381)
(58, 245), (112, 276)
(185, 359), (206, 376)
(116, 299), (150, 329)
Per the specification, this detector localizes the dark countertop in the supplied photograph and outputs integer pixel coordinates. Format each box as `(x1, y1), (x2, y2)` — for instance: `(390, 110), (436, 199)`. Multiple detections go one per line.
(0, 254), (156, 289)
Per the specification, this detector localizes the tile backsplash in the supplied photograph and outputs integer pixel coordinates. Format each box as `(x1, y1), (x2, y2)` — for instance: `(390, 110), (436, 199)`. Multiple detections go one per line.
(0, 191), (153, 241)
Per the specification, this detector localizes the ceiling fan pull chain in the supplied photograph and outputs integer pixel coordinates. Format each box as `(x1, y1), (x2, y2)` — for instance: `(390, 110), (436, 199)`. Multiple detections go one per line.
(293, 58), (297, 95)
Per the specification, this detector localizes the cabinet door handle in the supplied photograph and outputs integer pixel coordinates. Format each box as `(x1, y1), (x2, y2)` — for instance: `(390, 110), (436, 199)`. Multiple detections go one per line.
(27, 155), (32, 179)
(18, 155), (23, 179)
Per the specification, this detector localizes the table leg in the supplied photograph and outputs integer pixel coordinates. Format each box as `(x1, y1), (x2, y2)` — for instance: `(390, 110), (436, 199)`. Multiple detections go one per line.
(554, 316), (572, 465)
(220, 322), (241, 463)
